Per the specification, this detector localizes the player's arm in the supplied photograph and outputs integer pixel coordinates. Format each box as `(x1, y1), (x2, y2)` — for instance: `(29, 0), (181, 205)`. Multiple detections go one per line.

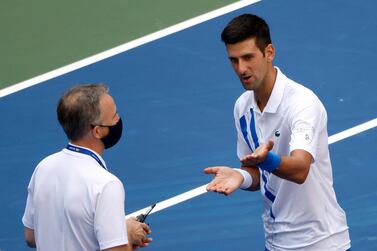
(272, 149), (311, 184)
(239, 165), (261, 191)
(242, 97), (324, 184)
(24, 227), (36, 248)
(240, 140), (312, 184)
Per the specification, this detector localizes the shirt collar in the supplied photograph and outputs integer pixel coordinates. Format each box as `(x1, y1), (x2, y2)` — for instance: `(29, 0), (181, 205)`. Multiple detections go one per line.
(250, 66), (286, 114)
(65, 142), (107, 170)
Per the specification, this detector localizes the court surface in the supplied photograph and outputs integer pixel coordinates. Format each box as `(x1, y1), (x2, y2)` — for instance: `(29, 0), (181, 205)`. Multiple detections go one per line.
(0, 0), (377, 250)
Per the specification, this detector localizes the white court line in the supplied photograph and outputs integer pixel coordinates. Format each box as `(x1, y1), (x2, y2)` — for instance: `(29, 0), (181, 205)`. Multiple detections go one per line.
(127, 118), (377, 218)
(328, 118), (377, 144)
(127, 184), (208, 218)
(0, 0), (261, 99)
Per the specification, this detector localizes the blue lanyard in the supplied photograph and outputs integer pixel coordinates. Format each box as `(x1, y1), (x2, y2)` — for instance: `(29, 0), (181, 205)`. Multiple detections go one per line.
(66, 144), (107, 170)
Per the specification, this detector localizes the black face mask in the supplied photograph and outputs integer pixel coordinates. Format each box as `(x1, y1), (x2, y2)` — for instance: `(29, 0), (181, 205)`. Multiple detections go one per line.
(100, 117), (123, 149)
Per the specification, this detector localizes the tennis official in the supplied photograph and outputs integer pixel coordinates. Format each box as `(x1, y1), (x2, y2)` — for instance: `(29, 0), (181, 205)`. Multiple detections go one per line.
(22, 84), (152, 251)
(204, 14), (351, 251)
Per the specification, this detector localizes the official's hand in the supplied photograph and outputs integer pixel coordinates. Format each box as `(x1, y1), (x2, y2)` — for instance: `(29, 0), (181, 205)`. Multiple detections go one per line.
(204, 166), (243, 195)
(240, 140), (274, 166)
(126, 217), (152, 249)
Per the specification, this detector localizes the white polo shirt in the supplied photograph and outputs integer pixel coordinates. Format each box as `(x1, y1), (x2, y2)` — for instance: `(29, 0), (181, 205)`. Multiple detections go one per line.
(234, 67), (350, 250)
(22, 144), (129, 250)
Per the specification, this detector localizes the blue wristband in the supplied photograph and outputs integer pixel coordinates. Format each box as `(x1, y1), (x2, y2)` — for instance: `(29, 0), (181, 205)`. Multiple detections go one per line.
(258, 152), (281, 172)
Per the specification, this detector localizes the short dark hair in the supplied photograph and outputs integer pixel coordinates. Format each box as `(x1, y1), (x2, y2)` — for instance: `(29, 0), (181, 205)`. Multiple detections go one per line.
(221, 13), (272, 53)
(57, 84), (108, 141)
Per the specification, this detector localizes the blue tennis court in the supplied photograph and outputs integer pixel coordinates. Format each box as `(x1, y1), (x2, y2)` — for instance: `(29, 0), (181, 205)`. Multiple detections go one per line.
(1, 0), (376, 250)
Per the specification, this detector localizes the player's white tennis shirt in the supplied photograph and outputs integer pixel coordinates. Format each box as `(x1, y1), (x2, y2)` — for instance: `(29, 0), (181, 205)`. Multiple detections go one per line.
(234, 67), (351, 250)
(22, 144), (129, 250)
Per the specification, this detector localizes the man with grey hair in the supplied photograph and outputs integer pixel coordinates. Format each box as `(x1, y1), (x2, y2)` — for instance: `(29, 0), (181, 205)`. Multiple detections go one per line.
(22, 84), (152, 251)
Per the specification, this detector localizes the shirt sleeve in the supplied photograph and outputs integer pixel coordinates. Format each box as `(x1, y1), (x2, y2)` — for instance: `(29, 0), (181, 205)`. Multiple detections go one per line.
(22, 174), (36, 229)
(289, 97), (327, 161)
(94, 180), (128, 250)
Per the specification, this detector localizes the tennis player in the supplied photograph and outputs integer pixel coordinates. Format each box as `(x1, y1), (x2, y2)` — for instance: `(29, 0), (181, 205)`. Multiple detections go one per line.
(204, 14), (351, 251)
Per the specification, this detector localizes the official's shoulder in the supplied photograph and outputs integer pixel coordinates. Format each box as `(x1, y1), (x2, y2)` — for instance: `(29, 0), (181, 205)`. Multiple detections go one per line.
(37, 150), (65, 166)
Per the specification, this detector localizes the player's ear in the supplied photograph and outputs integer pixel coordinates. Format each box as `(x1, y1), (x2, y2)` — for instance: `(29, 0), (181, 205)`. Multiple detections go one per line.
(265, 43), (275, 62)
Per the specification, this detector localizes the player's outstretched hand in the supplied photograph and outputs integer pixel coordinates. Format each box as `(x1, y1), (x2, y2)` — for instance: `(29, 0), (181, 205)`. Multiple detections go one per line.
(240, 140), (274, 166)
(204, 166), (243, 195)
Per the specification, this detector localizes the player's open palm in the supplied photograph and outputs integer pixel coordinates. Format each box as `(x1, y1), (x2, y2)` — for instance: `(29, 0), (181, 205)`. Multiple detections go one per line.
(204, 166), (243, 195)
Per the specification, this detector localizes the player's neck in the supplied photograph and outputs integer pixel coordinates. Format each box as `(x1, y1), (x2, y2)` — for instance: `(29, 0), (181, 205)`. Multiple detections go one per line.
(255, 67), (277, 112)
